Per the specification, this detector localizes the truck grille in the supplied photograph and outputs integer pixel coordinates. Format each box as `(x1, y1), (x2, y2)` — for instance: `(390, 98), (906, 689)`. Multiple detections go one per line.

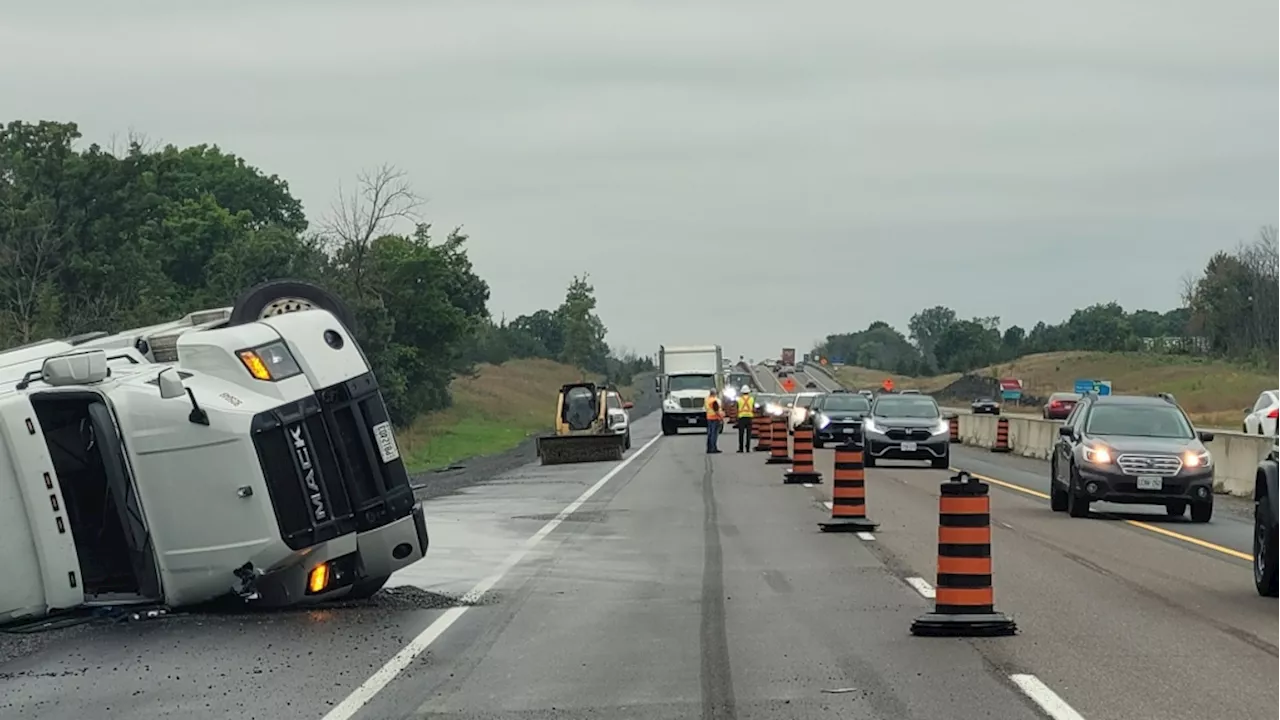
(1116, 453), (1183, 476)
(315, 374), (415, 533)
(678, 397), (701, 409)
(251, 396), (357, 551)
(251, 373), (414, 550)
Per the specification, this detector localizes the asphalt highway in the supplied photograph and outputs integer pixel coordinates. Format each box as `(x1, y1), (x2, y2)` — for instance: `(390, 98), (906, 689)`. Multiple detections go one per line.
(3, 387), (1275, 719)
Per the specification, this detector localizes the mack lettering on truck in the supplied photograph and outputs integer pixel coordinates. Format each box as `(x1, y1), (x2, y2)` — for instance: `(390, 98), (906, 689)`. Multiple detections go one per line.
(290, 424), (330, 522)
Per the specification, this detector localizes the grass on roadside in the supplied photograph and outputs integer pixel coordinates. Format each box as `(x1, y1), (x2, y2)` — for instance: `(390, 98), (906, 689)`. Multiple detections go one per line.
(833, 351), (1277, 427)
(397, 358), (594, 472)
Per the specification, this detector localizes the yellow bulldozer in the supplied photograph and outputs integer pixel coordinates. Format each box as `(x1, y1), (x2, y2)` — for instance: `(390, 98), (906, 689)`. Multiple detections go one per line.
(536, 382), (628, 465)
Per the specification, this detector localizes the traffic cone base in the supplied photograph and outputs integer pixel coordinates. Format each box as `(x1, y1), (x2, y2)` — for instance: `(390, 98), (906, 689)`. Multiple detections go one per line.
(818, 518), (879, 532)
(910, 611), (1016, 637)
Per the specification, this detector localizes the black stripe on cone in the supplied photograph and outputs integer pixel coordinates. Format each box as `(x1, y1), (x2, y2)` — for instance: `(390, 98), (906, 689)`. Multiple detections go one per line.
(783, 427), (822, 483)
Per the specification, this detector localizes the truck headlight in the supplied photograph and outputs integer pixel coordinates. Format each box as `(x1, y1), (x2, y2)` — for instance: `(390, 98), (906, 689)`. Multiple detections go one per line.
(237, 340), (302, 381)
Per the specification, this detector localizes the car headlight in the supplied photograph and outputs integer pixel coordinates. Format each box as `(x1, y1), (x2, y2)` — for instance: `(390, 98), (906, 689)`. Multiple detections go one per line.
(1082, 444), (1112, 464)
(663, 398), (680, 409)
(932, 418), (949, 435)
(237, 340), (302, 381)
(862, 417), (880, 433)
(1182, 450), (1211, 468)
(724, 388), (737, 400)
(817, 413), (831, 430)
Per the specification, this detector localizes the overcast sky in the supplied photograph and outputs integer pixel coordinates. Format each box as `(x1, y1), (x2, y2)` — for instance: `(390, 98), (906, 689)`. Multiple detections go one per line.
(2, 0), (1275, 361)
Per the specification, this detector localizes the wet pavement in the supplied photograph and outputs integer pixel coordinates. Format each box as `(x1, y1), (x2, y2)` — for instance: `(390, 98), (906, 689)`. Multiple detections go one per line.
(3, 410), (1276, 719)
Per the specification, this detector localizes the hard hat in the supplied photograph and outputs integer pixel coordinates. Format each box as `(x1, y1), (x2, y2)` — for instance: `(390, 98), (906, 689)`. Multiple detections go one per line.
(740, 385), (751, 394)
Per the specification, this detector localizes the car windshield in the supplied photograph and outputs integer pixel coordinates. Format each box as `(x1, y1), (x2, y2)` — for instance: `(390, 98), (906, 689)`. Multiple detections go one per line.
(669, 374), (716, 392)
(796, 395), (817, 408)
(975, 398), (994, 403)
(874, 397), (940, 418)
(822, 395), (870, 411)
(1085, 405), (1194, 438)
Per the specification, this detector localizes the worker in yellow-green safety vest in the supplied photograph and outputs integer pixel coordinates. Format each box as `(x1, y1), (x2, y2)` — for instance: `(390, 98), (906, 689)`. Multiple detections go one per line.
(735, 386), (755, 453)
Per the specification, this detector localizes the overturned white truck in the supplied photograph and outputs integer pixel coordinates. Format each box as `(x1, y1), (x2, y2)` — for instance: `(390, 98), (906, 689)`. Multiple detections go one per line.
(0, 281), (428, 625)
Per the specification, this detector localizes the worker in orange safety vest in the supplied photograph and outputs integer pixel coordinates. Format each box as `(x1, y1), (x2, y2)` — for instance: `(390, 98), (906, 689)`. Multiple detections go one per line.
(704, 390), (723, 454)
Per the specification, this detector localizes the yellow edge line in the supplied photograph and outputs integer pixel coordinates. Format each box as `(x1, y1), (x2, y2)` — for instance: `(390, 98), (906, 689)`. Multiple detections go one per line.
(953, 468), (1254, 563)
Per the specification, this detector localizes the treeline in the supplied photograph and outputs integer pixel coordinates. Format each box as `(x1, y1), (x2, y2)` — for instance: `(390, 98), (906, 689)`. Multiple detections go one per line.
(0, 120), (638, 428)
(464, 274), (655, 387)
(816, 306), (1193, 377)
(1182, 227), (1279, 366)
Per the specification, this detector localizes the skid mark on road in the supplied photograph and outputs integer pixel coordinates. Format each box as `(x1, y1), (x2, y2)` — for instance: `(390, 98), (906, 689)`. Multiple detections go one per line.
(700, 456), (737, 720)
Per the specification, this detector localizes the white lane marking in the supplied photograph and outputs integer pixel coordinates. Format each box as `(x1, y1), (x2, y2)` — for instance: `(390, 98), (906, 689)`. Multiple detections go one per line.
(321, 432), (664, 720)
(822, 500), (833, 510)
(905, 576), (936, 599)
(856, 532), (876, 541)
(803, 483), (814, 488)
(1009, 674), (1087, 720)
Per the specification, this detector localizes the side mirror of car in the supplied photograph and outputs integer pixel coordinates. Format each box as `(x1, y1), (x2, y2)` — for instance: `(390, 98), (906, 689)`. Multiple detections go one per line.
(623, 402), (634, 410)
(1197, 430), (1215, 442)
(1058, 425), (1074, 438)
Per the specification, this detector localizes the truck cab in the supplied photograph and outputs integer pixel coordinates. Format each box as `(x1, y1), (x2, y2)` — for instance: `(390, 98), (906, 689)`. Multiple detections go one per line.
(1, 282), (429, 625)
(656, 344), (723, 436)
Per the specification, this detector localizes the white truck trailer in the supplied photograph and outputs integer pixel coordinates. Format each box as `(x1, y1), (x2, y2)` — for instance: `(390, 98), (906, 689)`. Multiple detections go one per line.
(0, 280), (428, 625)
(656, 344), (722, 435)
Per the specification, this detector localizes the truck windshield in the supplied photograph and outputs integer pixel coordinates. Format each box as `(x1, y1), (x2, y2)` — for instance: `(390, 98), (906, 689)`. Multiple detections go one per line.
(669, 374), (716, 392)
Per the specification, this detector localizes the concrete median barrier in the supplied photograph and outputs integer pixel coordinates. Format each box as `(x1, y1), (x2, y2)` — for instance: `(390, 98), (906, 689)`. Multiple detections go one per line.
(952, 412), (1273, 497)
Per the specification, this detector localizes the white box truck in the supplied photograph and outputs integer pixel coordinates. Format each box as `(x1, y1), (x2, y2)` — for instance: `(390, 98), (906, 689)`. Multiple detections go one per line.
(1, 280), (428, 625)
(655, 344), (723, 435)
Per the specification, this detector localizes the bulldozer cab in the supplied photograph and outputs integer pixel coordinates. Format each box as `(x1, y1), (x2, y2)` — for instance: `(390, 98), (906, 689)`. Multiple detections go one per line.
(559, 383), (604, 433)
(538, 382), (627, 465)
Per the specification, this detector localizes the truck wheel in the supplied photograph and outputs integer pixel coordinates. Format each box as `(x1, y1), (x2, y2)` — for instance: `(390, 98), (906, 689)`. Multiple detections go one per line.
(228, 279), (357, 330)
(661, 419), (676, 436)
(1254, 497), (1279, 597)
(346, 575), (389, 600)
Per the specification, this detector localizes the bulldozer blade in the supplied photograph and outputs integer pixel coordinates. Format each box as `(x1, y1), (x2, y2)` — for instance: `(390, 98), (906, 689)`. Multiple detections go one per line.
(537, 435), (625, 466)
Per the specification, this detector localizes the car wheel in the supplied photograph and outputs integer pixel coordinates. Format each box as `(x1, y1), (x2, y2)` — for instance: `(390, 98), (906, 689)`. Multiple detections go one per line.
(930, 452), (949, 469)
(864, 452), (876, 468)
(813, 438), (824, 449)
(1189, 497), (1213, 523)
(1254, 496), (1279, 597)
(625, 431), (632, 450)
(1066, 466), (1090, 518)
(1165, 501), (1187, 517)
(1049, 459), (1068, 512)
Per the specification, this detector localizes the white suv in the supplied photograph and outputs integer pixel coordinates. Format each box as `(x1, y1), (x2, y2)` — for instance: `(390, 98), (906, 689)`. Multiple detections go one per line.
(788, 391), (823, 434)
(606, 391), (633, 449)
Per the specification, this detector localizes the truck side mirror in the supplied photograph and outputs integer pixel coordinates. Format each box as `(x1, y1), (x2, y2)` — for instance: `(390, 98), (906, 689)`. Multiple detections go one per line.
(157, 368), (186, 399)
(653, 377), (661, 393)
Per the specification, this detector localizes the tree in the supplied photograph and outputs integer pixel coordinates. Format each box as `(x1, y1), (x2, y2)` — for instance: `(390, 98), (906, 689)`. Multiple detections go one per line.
(908, 305), (957, 373)
(1184, 227), (1278, 364)
(556, 274), (609, 373)
(323, 164), (422, 294)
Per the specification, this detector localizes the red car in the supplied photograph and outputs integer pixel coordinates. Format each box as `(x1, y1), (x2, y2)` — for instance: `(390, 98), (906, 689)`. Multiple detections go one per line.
(1043, 392), (1081, 420)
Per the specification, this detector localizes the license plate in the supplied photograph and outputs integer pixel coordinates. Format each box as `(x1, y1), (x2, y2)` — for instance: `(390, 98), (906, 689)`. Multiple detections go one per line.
(687, 417), (698, 424)
(1136, 475), (1163, 490)
(372, 421), (401, 464)
(900, 441), (917, 452)
(842, 428), (855, 434)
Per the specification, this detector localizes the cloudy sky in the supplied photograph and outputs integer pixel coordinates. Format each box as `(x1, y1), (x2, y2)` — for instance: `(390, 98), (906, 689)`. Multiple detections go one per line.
(2, 0), (1275, 361)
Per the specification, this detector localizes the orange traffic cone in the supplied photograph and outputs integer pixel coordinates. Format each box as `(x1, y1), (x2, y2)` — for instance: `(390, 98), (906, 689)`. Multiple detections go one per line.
(783, 426), (822, 484)
(766, 415), (790, 465)
(819, 440), (876, 531)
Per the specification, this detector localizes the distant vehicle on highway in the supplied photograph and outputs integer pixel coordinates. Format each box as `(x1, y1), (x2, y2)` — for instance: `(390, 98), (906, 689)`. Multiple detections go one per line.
(777, 364), (795, 376)
(899, 389), (921, 395)
(1254, 440), (1279, 597)
(804, 379), (818, 389)
(605, 389), (633, 450)
(787, 391), (822, 434)
(1243, 390), (1279, 436)
(811, 392), (871, 448)
(1050, 393), (1215, 522)
(1043, 392), (1082, 420)
(861, 394), (950, 468)
(970, 397), (1001, 415)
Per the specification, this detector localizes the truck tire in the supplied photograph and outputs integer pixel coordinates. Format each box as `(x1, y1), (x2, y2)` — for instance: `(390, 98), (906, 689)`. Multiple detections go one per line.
(661, 418), (676, 436)
(347, 575), (389, 600)
(229, 279), (357, 330)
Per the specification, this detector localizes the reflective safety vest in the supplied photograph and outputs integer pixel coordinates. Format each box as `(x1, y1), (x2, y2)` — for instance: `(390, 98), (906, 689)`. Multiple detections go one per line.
(704, 395), (723, 421)
(737, 395), (755, 418)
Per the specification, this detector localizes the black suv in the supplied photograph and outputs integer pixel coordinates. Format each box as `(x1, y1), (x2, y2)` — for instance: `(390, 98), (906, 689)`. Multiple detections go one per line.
(810, 392), (871, 448)
(1050, 393), (1215, 521)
